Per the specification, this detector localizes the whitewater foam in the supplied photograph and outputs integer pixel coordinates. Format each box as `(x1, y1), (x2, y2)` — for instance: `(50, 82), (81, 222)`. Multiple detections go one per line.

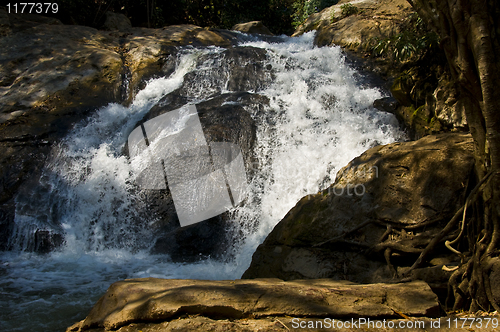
(0, 31), (405, 331)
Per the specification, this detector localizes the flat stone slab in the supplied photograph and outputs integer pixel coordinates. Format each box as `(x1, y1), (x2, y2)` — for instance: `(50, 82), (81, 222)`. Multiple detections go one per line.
(68, 278), (439, 331)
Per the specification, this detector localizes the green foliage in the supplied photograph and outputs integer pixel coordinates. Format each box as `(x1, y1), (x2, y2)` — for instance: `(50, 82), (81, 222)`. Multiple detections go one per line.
(265, 0), (296, 35)
(48, 0), (296, 35)
(291, 0), (338, 28)
(373, 31), (438, 62)
(331, 2), (359, 23)
(52, 0), (187, 27)
(372, 13), (439, 62)
(217, 0), (295, 34)
(340, 3), (358, 17)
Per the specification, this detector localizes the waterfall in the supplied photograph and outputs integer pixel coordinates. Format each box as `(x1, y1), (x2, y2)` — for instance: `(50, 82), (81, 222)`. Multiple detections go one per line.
(0, 32), (404, 331)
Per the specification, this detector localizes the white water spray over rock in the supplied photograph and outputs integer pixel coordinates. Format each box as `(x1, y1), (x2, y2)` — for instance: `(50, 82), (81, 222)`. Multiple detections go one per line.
(0, 32), (404, 332)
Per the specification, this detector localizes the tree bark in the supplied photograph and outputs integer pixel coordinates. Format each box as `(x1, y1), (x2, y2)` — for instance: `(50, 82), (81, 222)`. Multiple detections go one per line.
(407, 0), (500, 311)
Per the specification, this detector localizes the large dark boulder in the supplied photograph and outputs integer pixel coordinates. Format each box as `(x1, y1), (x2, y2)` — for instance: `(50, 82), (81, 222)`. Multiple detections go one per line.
(102, 11), (131, 31)
(243, 133), (474, 295)
(130, 44), (272, 261)
(134, 92), (267, 261)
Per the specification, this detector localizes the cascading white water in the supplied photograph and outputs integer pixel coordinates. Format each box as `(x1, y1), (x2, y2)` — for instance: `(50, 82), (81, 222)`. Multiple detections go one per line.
(0, 32), (405, 331)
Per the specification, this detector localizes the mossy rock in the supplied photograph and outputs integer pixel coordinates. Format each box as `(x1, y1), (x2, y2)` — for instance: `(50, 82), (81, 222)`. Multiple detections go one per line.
(411, 105), (443, 137)
(391, 104), (443, 139)
(391, 75), (413, 107)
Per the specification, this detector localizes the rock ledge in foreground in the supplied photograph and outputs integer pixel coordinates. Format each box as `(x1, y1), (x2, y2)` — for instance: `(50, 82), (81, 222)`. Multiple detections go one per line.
(68, 278), (439, 331)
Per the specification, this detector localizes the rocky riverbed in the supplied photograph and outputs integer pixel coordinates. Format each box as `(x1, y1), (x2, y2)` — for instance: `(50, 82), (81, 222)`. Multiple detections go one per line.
(1, 2), (497, 331)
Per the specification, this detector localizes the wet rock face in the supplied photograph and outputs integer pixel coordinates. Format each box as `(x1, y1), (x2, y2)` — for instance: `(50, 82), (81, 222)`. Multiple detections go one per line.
(121, 26), (241, 103)
(243, 133), (474, 287)
(169, 46), (271, 100)
(0, 9), (241, 252)
(130, 46), (271, 261)
(137, 92), (266, 261)
(32, 229), (64, 253)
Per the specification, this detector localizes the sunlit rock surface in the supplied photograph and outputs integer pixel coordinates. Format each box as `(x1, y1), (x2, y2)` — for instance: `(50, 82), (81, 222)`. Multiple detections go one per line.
(293, 0), (413, 52)
(67, 278), (439, 331)
(232, 21), (274, 36)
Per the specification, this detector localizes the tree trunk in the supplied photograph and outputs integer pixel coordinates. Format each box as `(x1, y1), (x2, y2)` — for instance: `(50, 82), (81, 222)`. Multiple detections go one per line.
(407, 0), (500, 311)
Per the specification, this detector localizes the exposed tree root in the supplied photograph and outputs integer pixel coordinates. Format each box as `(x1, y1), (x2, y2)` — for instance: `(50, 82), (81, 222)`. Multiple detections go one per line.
(384, 248), (398, 278)
(483, 259), (500, 312)
(437, 172), (499, 312)
(406, 171), (495, 275)
(313, 219), (373, 247)
(314, 171), (499, 311)
(371, 241), (423, 254)
(406, 0), (500, 312)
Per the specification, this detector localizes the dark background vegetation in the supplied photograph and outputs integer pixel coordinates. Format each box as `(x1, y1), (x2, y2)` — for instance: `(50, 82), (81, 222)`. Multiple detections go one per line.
(46, 0), (338, 35)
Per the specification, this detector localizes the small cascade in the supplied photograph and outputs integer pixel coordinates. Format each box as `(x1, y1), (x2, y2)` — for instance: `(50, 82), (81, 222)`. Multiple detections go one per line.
(0, 32), (405, 332)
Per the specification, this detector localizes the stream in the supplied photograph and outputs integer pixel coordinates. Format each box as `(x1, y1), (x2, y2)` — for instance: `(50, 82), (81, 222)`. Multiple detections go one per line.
(0, 31), (405, 332)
